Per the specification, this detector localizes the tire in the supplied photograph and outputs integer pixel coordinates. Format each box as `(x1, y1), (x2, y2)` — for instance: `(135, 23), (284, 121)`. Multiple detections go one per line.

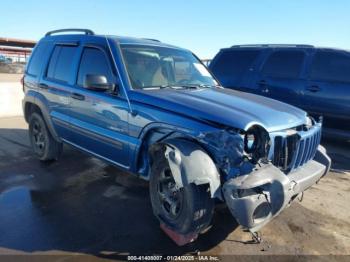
(29, 112), (62, 161)
(150, 151), (214, 235)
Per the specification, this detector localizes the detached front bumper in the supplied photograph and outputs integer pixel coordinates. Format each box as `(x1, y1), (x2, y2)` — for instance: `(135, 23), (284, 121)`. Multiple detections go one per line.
(222, 145), (331, 232)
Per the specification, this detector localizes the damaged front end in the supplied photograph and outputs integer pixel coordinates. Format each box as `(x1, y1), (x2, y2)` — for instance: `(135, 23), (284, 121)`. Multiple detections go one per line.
(199, 125), (271, 181)
(200, 118), (331, 232)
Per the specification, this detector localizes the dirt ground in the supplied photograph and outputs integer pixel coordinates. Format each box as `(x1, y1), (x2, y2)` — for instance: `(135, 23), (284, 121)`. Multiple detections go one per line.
(0, 116), (349, 261)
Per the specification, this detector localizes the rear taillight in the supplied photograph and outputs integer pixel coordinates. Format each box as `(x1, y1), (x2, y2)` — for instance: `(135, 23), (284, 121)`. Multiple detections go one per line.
(21, 75), (24, 92)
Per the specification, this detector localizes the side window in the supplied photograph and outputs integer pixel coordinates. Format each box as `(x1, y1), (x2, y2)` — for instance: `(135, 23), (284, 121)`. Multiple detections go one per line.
(77, 47), (114, 87)
(46, 45), (78, 83)
(310, 51), (350, 83)
(27, 42), (48, 76)
(211, 50), (260, 77)
(262, 50), (305, 78)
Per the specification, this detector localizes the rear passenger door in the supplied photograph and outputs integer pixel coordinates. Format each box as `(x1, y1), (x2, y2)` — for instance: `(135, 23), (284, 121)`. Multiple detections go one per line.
(255, 50), (306, 107)
(303, 50), (350, 131)
(68, 44), (130, 168)
(209, 49), (261, 92)
(40, 43), (79, 140)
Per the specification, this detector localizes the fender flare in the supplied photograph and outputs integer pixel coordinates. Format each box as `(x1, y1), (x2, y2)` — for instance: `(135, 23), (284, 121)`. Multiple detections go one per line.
(23, 92), (61, 142)
(161, 138), (222, 198)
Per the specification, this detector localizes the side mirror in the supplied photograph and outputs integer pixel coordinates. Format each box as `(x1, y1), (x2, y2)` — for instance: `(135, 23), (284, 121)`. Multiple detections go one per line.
(84, 74), (114, 91)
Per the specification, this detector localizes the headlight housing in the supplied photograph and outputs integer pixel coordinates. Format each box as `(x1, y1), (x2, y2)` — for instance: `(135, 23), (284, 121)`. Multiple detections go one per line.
(244, 125), (270, 163)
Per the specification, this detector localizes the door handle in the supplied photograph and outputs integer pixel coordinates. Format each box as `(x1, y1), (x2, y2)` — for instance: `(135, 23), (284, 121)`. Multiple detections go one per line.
(38, 83), (49, 89)
(306, 85), (320, 92)
(71, 93), (85, 101)
(258, 80), (266, 86)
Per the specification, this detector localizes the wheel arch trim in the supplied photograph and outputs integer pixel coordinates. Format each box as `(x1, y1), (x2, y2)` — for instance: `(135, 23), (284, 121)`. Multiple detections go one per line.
(23, 92), (61, 142)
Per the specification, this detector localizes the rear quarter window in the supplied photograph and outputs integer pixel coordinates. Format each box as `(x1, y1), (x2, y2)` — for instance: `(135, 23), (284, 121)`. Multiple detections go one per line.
(310, 50), (350, 83)
(46, 45), (78, 83)
(26, 42), (48, 76)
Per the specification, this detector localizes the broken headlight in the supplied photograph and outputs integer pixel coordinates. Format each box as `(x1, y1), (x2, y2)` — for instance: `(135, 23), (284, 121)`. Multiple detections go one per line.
(243, 126), (270, 163)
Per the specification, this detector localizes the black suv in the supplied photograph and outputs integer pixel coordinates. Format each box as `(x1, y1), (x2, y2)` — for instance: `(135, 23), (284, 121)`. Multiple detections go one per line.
(209, 44), (350, 140)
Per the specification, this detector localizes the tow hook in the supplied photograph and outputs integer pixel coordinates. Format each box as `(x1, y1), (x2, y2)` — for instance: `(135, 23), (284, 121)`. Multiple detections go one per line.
(250, 230), (262, 244)
(298, 192), (304, 202)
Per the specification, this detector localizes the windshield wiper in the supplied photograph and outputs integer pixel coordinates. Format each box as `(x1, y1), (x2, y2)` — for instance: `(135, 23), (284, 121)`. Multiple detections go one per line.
(142, 85), (174, 89)
(178, 84), (220, 89)
(142, 84), (220, 90)
(197, 84), (223, 88)
(177, 85), (200, 89)
(143, 85), (197, 90)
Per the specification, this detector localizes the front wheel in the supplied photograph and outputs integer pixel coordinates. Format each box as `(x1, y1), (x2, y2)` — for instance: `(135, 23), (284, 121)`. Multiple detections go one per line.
(29, 112), (62, 161)
(149, 152), (214, 235)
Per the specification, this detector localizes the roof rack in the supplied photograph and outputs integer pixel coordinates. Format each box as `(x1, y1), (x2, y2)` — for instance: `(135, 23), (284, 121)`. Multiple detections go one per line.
(231, 44), (314, 48)
(45, 28), (95, 37)
(143, 38), (161, 42)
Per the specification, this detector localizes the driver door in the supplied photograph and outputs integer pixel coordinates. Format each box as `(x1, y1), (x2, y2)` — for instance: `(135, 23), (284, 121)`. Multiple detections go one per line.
(68, 44), (130, 168)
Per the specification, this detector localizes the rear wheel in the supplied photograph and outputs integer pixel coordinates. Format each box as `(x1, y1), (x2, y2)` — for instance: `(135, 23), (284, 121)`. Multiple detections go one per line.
(29, 112), (62, 161)
(150, 151), (214, 235)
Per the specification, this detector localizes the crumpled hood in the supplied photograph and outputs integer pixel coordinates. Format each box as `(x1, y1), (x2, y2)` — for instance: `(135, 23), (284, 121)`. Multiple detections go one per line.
(129, 88), (307, 132)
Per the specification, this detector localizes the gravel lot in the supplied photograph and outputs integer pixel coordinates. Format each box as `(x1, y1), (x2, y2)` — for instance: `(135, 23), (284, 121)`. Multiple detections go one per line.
(0, 73), (349, 261)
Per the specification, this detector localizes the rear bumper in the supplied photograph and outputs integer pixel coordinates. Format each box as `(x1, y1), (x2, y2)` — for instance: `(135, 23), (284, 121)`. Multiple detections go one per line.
(222, 145), (331, 232)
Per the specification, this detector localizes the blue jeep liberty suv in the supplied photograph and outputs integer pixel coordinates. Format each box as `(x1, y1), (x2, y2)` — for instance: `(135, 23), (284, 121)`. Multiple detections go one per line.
(23, 29), (331, 244)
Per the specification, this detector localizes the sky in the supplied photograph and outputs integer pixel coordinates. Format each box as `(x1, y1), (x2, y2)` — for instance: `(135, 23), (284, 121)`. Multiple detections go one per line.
(1, 0), (350, 58)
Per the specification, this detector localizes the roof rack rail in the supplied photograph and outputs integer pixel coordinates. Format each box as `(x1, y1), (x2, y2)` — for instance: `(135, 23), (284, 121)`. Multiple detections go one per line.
(231, 44), (314, 48)
(143, 38), (161, 42)
(45, 28), (95, 37)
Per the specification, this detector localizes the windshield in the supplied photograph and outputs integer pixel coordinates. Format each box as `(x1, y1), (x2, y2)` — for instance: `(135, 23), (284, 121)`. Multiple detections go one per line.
(120, 44), (218, 89)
